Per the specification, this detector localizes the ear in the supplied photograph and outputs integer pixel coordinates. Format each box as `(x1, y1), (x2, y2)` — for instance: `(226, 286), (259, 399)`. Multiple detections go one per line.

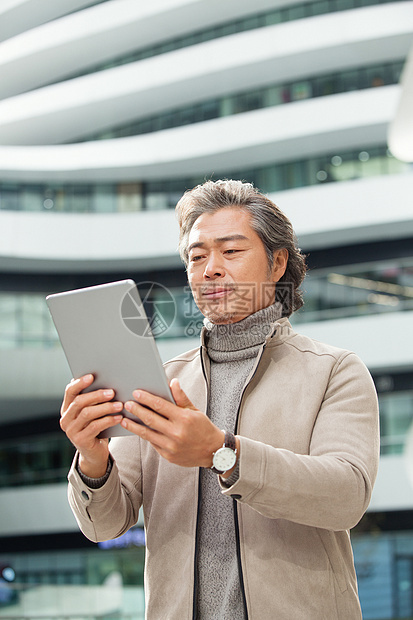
(271, 248), (288, 282)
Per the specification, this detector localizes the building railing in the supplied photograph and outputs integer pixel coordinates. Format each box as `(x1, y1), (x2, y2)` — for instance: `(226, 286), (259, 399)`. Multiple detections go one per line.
(77, 60), (404, 142)
(47, 0), (409, 89)
(0, 145), (409, 213)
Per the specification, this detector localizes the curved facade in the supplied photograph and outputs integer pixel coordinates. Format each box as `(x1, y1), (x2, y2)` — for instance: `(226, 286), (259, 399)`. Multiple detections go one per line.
(0, 1), (413, 617)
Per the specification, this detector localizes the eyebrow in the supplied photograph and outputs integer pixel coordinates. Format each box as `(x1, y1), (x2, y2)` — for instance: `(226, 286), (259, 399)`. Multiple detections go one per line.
(188, 234), (249, 254)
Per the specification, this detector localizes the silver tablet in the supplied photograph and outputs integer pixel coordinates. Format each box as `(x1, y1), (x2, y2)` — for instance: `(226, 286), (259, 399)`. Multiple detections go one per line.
(46, 279), (173, 438)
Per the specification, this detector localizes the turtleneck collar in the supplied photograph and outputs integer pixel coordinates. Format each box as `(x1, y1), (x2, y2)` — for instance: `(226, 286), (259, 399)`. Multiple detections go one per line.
(203, 303), (282, 361)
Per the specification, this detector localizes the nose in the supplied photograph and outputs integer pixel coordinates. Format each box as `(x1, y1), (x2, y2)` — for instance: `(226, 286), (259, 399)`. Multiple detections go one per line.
(203, 253), (225, 279)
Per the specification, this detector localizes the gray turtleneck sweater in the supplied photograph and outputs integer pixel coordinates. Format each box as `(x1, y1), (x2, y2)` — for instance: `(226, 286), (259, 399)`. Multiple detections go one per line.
(195, 304), (280, 620)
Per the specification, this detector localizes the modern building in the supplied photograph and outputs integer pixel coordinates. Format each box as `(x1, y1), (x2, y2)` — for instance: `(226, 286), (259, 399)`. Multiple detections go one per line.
(0, 0), (412, 617)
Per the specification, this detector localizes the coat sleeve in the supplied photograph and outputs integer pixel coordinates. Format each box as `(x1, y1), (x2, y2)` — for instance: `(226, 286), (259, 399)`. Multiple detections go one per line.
(221, 351), (380, 531)
(67, 435), (143, 542)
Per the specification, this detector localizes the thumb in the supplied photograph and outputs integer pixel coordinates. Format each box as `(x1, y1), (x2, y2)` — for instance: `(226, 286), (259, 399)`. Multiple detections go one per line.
(170, 378), (196, 410)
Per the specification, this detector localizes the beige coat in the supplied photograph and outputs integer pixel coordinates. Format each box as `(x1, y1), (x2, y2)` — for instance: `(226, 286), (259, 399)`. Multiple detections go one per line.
(68, 318), (380, 619)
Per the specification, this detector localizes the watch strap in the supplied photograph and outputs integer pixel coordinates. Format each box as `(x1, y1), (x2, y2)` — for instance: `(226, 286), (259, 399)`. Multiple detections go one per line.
(223, 430), (236, 452)
(210, 430), (237, 474)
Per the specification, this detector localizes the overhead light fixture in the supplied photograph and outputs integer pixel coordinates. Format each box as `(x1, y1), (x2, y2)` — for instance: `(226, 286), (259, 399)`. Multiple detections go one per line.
(367, 293), (399, 306)
(327, 273), (413, 298)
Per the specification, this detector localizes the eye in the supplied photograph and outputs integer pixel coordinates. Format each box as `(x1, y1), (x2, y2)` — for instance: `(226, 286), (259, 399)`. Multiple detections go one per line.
(224, 249), (240, 255)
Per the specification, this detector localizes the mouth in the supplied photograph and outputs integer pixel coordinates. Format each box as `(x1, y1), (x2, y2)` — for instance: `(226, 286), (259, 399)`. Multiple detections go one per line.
(200, 285), (234, 300)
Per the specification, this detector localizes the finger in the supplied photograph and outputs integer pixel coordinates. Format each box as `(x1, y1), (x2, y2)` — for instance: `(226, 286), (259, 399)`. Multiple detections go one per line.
(130, 390), (177, 421)
(62, 388), (118, 427)
(120, 415), (167, 450)
(63, 398), (123, 432)
(71, 413), (124, 444)
(61, 374), (94, 414)
(66, 413), (124, 451)
(131, 383), (196, 421)
(169, 379), (196, 410)
(124, 399), (170, 433)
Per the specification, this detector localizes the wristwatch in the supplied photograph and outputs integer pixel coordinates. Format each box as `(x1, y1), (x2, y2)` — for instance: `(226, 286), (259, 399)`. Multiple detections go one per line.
(210, 430), (237, 475)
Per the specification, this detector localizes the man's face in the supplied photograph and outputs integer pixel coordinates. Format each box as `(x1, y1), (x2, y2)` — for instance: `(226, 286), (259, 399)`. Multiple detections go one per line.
(186, 207), (287, 324)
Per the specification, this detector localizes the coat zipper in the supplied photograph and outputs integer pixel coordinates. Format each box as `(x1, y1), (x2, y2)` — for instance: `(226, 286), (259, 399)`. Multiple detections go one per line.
(232, 341), (267, 620)
(192, 346), (210, 619)
(192, 339), (269, 619)
(192, 468), (202, 619)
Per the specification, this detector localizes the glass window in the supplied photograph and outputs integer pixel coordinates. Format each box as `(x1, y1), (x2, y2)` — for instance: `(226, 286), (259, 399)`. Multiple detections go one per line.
(180, 108), (197, 126)
(220, 97), (235, 116)
(145, 191), (170, 211)
(341, 70), (360, 92)
(292, 258), (413, 326)
(64, 186), (91, 213)
(264, 85), (283, 106)
(0, 434), (75, 488)
(0, 185), (20, 210)
(291, 81), (312, 100)
(50, 0), (405, 88)
(53, 188), (66, 212)
(96, 129), (115, 140)
(335, 0), (354, 10)
(316, 74), (338, 97)
(219, 23), (238, 37)
(310, 1), (331, 16)
(42, 187), (57, 211)
(240, 16), (261, 31)
(202, 100), (220, 121)
(255, 166), (283, 193)
(0, 294), (18, 347)
(390, 61), (404, 84)
(116, 183), (142, 212)
(92, 185), (116, 212)
(137, 118), (152, 134)
(0, 142), (406, 215)
(74, 59), (404, 142)
(288, 4), (308, 20)
(358, 153), (384, 178)
(264, 10), (282, 25)
(21, 187), (43, 211)
(327, 151), (357, 182)
(148, 115), (160, 132)
(386, 151), (410, 175)
(379, 392), (413, 455)
(20, 296), (48, 346)
(236, 91), (265, 113)
(366, 66), (386, 88)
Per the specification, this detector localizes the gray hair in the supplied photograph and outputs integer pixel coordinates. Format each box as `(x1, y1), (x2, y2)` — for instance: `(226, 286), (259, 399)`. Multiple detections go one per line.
(175, 179), (307, 316)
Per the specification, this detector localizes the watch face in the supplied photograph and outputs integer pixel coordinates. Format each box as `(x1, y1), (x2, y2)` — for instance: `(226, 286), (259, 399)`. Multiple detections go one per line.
(212, 447), (237, 472)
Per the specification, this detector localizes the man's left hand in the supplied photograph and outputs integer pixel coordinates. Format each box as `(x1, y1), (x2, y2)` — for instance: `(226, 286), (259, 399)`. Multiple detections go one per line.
(122, 378), (226, 469)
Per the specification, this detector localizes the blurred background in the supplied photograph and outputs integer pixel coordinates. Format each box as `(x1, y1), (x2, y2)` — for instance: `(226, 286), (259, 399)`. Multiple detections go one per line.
(0, 0), (412, 617)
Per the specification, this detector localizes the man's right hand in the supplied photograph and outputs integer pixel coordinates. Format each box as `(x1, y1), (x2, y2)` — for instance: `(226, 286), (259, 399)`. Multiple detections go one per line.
(60, 374), (124, 478)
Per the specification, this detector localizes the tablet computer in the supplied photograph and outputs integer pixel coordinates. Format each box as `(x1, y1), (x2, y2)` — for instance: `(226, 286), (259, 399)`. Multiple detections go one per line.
(46, 279), (174, 438)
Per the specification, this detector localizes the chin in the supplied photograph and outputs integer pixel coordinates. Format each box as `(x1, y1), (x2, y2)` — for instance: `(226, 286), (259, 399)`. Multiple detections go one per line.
(203, 309), (247, 325)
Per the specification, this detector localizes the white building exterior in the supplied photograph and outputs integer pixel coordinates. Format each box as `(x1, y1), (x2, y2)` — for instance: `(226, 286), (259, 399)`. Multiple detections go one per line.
(0, 1), (412, 617)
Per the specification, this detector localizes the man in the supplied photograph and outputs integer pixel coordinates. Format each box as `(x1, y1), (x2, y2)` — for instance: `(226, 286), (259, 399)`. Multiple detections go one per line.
(62, 179), (379, 619)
